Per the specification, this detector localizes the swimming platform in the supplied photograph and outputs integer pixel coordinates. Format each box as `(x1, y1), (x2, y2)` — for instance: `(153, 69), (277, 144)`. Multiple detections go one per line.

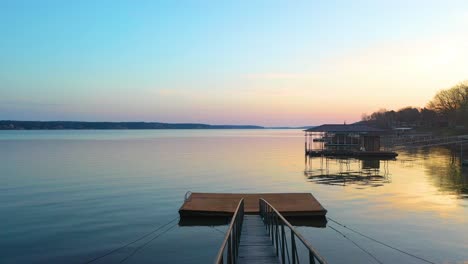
(179, 192), (327, 217)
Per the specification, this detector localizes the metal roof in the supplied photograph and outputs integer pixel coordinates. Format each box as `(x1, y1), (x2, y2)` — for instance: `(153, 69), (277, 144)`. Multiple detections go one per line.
(304, 124), (385, 133)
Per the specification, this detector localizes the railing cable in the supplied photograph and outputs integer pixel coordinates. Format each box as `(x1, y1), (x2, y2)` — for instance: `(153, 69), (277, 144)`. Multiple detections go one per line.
(210, 226), (227, 235)
(83, 216), (179, 264)
(119, 221), (178, 263)
(327, 224), (383, 264)
(327, 217), (437, 264)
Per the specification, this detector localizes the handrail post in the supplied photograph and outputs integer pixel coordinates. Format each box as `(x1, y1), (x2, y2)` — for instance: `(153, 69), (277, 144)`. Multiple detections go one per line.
(267, 206), (270, 234)
(267, 207), (270, 233)
(291, 229), (296, 264)
(227, 234), (232, 264)
(269, 208), (272, 240)
(275, 215), (279, 256)
(310, 251), (316, 264)
(233, 225), (237, 264)
(259, 200), (263, 223)
(281, 223), (286, 264)
(271, 212), (275, 245)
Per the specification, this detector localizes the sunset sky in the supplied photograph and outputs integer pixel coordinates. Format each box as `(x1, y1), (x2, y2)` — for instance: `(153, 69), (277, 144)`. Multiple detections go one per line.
(1, 0), (468, 126)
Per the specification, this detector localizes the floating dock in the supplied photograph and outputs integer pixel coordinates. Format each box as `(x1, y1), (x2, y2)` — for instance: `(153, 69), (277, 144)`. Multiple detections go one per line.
(179, 192), (327, 217)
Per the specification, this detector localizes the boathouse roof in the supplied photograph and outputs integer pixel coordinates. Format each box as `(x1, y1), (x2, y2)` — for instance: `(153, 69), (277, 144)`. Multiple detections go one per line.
(304, 124), (384, 133)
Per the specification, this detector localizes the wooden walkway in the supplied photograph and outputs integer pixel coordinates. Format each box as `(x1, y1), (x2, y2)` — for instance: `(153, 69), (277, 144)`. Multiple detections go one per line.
(210, 194), (328, 264)
(238, 215), (280, 264)
(179, 192), (327, 217)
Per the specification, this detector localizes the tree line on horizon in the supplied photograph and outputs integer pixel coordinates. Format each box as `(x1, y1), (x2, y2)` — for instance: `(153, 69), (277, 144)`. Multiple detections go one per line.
(362, 81), (468, 130)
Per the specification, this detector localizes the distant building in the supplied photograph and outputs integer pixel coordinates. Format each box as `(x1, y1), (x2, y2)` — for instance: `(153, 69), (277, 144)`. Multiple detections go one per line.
(304, 124), (397, 158)
(393, 127), (413, 136)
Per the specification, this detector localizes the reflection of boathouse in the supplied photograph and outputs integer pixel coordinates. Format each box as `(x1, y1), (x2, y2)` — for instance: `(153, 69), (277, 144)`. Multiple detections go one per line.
(304, 156), (391, 187)
(305, 124), (398, 158)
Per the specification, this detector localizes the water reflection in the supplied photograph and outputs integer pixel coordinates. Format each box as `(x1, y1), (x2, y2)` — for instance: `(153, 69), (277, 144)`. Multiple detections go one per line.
(391, 148), (468, 199)
(178, 216), (230, 227)
(304, 156), (391, 187)
(1, 130), (467, 263)
(304, 147), (468, 197)
(415, 148), (468, 199)
(179, 215), (327, 228)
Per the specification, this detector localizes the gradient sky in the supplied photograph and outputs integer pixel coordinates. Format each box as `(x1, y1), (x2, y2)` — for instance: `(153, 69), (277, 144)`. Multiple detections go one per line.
(1, 0), (468, 126)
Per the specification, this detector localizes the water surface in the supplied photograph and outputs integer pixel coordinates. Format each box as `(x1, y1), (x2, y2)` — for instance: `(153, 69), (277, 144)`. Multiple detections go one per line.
(1, 130), (467, 263)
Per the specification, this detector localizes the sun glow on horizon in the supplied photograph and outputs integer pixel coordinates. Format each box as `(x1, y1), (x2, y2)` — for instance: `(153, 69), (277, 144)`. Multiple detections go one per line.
(1, 1), (468, 126)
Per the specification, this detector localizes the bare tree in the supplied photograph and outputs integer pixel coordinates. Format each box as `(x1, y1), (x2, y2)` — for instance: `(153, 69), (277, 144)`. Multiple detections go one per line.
(428, 81), (468, 126)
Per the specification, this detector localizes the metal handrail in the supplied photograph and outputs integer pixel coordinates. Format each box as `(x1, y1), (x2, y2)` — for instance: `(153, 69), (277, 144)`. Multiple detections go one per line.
(259, 199), (327, 264)
(214, 198), (245, 264)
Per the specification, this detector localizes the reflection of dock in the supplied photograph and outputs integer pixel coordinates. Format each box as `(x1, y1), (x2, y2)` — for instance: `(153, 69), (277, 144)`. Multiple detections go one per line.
(304, 156), (391, 187)
(178, 215), (327, 228)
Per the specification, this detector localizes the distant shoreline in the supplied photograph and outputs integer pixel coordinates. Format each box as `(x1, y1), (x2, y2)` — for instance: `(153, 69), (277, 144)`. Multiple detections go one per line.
(0, 121), (315, 130)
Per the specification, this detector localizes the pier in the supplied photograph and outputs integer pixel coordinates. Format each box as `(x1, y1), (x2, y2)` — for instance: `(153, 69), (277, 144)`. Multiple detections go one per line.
(179, 193), (327, 263)
(213, 198), (327, 264)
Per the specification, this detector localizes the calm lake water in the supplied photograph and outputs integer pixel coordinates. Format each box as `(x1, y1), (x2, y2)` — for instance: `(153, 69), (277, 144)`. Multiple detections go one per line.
(1, 130), (467, 264)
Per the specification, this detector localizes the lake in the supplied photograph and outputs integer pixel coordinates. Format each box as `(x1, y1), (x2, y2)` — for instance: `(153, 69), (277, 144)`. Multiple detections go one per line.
(0, 130), (467, 263)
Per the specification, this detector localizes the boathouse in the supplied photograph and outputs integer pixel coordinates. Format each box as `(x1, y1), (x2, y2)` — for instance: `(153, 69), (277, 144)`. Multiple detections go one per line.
(304, 124), (397, 158)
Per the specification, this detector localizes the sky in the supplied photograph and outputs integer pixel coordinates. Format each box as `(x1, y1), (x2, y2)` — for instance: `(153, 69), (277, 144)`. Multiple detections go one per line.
(1, 0), (468, 126)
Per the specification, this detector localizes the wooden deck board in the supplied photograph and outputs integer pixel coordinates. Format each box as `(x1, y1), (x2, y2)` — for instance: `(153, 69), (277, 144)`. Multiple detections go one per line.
(179, 192), (327, 216)
(238, 215), (280, 264)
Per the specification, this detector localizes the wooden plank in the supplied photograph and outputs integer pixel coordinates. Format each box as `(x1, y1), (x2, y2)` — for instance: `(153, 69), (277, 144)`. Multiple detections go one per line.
(179, 192), (327, 216)
(238, 215), (280, 264)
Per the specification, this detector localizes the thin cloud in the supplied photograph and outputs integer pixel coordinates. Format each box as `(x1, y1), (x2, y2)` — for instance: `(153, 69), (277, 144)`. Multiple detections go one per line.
(244, 73), (316, 80)
(0, 100), (65, 107)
